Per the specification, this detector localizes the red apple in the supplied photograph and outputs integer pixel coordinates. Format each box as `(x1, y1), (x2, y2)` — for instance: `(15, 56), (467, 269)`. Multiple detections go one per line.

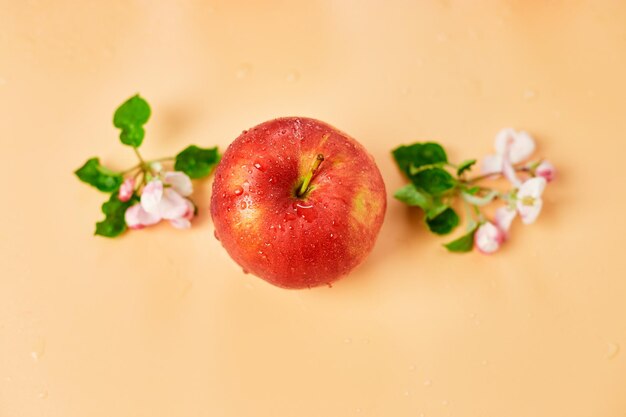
(211, 117), (386, 289)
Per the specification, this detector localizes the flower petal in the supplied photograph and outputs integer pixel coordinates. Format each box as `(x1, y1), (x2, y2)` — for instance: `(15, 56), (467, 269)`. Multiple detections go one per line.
(494, 128), (535, 163)
(495, 206), (517, 233)
(157, 188), (189, 219)
(164, 171), (193, 196)
(118, 178), (135, 202)
(535, 160), (556, 183)
(125, 203), (161, 229)
(518, 177), (547, 199)
(474, 222), (505, 254)
(517, 198), (543, 224)
(141, 180), (164, 214)
(494, 128), (516, 155)
(182, 199), (195, 221)
(151, 162), (163, 173)
(481, 154), (503, 174)
(170, 217), (191, 229)
(508, 131), (535, 163)
(502, 150), (521, 188)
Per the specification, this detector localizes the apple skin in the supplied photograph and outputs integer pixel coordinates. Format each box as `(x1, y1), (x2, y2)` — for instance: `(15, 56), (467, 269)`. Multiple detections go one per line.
(211, 117), (386, 289)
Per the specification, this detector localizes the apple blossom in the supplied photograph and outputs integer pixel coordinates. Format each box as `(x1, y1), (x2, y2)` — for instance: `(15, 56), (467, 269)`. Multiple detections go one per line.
(118, 177), (135, 202)
(516, 177), (546, 224)
(481, 128), (536, 174)
(74, 94), (219, 237)
(535, 160), (556, 183)
(125, 203), (160, 229)
(394, 128), (555, 255)
(125, 171), (196, 230)
(474, 222), (505, 254)
(495, 206), (517, 234)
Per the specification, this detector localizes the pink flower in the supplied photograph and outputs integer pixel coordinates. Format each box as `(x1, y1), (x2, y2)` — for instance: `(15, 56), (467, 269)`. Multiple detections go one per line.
(474, 222), (505, 254)
(535, 160), (556, 183)
(481, 128), (536, 175)
(125, 203), (160, 229)
(118, 178), (135, 202)
(125, 171), (195, 230)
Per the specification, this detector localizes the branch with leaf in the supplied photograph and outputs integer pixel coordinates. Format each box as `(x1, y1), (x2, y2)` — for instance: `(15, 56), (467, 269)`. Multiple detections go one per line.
(75, 95), (220, 237)
(392, 129), (556, 254)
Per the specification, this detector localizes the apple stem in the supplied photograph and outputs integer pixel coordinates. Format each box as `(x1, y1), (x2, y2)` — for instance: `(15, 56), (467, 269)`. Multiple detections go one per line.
(298, 154), (325, 197)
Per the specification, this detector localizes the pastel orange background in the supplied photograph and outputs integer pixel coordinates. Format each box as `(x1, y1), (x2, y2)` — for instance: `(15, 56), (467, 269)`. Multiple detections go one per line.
(1, 1), (625, 416)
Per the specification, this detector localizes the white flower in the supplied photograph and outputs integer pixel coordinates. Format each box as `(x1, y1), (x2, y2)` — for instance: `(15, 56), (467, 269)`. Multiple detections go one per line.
(516, 177), (546, 224)
(474, 222), (505, 254)
(481, 128), (536, 175)
(125, 171), (195, 230)
(495, 206), (517, 234)
(491, 176), (547, 235)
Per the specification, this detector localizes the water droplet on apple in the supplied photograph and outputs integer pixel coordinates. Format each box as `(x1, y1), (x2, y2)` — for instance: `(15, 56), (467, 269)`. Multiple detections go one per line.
(240, 201), (247, 209)
(284, 212), (297, 221)
(247, 169), (252, 174)
(253, 162), (265, 172)
(242, 268), (249, 274)
(233, 186), (243, 196)
(295, 202), (317, 222)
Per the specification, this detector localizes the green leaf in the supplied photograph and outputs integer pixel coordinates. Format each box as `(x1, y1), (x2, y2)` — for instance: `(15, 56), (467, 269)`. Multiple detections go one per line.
(95, 193), (136, 238)
(425, 207), (459, 235)
(113, 94), (151, 147)
(75, 158), (123, 192)
(411, 168), (456, 195)
(393, 184), (432, 210)
(392, 142), (448, 176)
(174, 145), (220, 179)
(425, 200), (449, 219)
(443, 225), (478, 252)
(457, 159), (476, 176)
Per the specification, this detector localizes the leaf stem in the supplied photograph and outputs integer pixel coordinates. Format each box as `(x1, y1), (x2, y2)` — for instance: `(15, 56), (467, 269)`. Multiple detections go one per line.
(150, 156), (175, 163)
(121, 164), (142, 175)
(133, 147), (146, 166)
(120, 156), (175, 176)
(465, 166), (530, 184)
